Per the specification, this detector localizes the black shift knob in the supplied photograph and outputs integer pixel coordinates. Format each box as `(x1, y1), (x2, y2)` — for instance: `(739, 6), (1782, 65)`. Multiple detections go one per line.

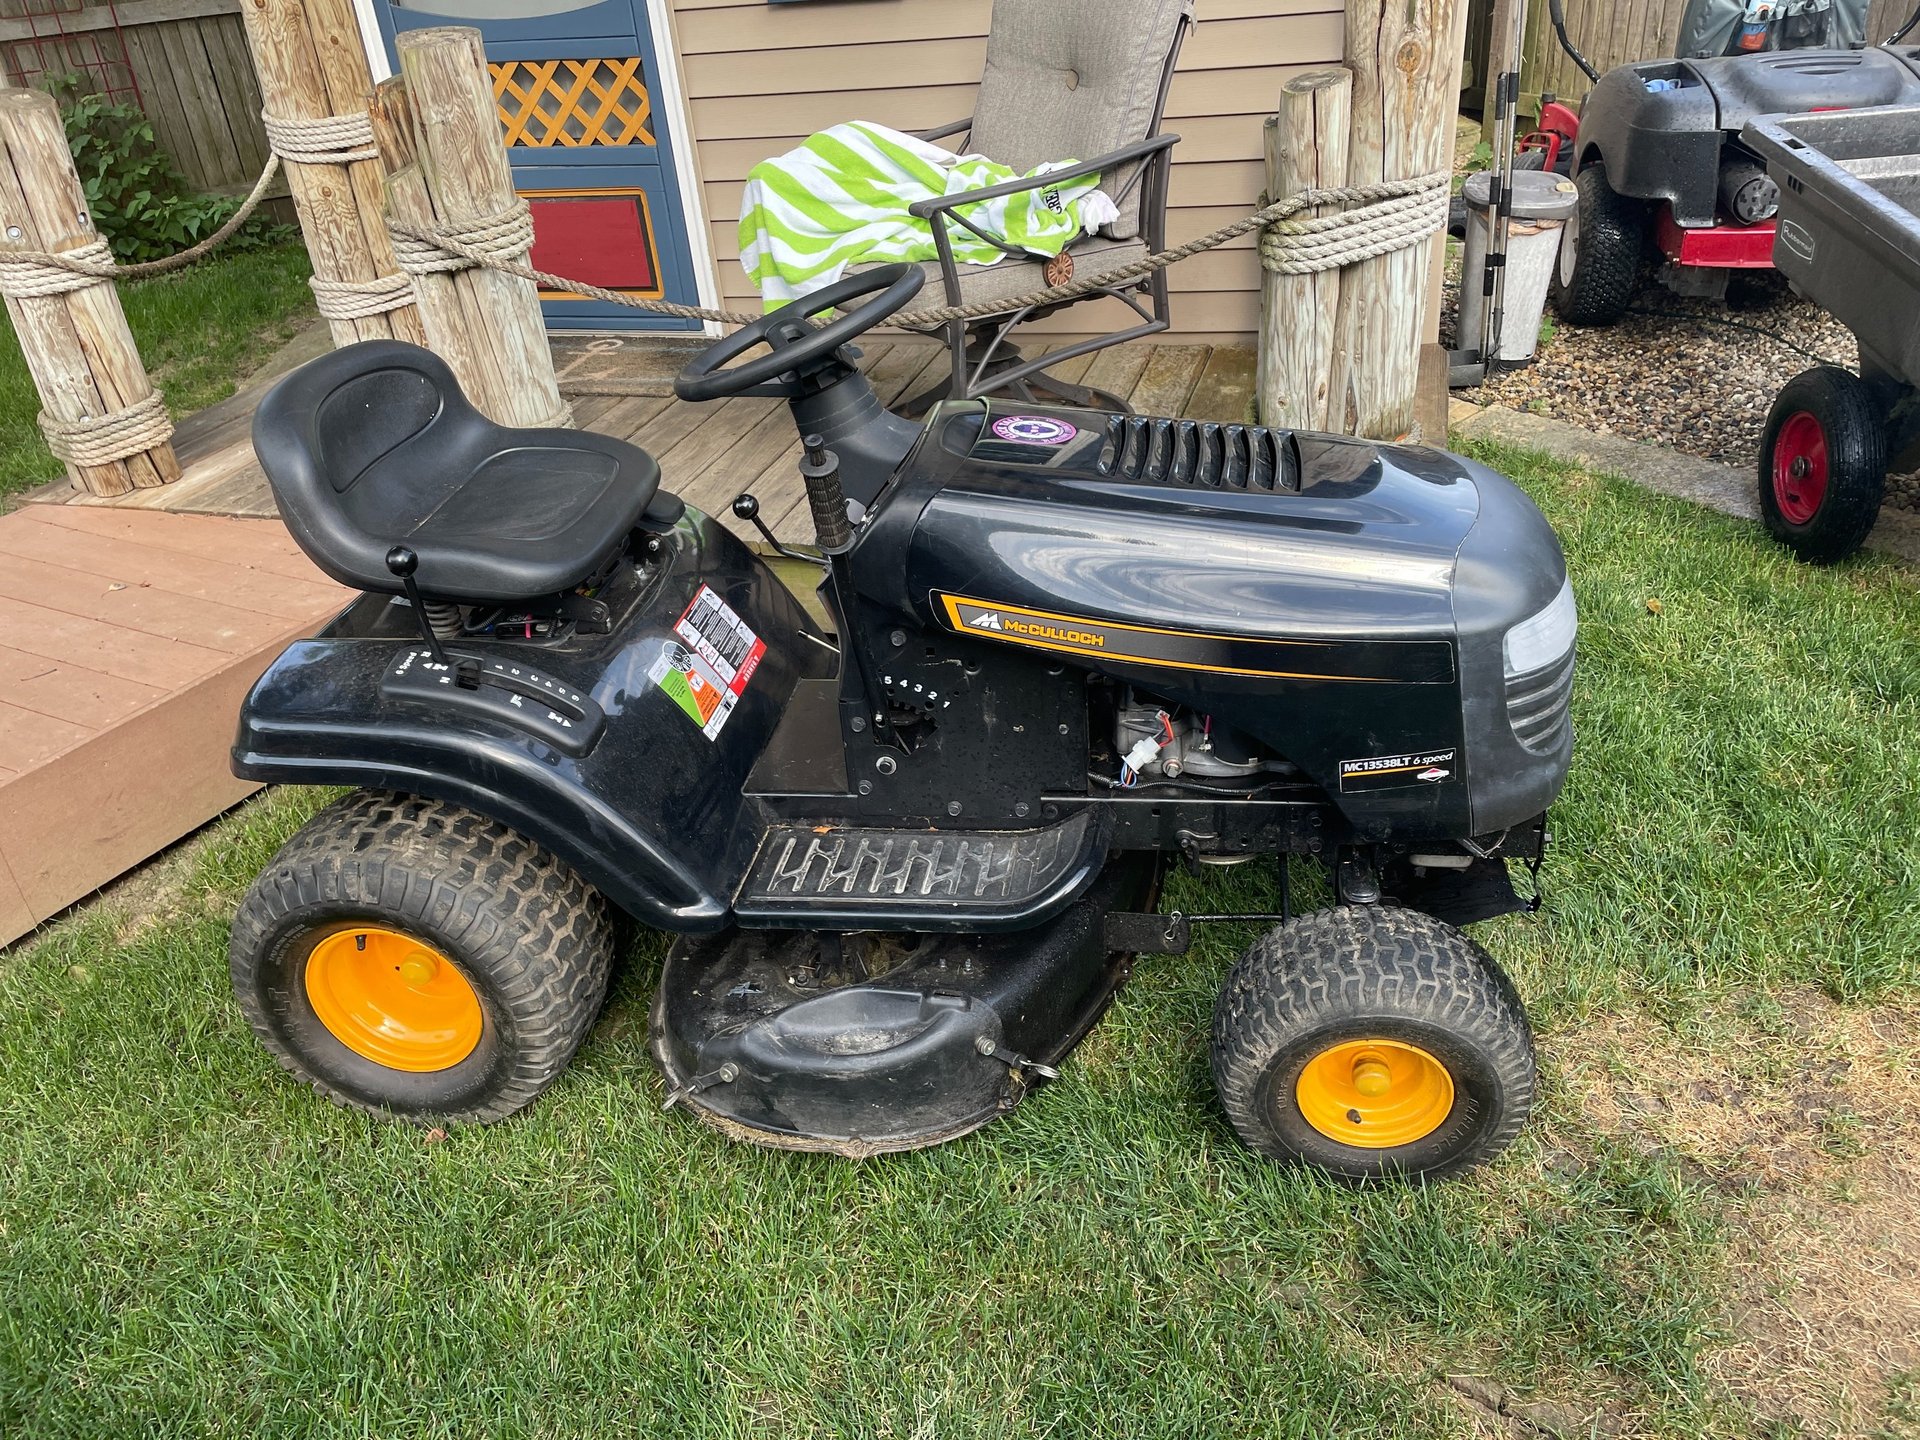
(386, 545), (418, 579)
(731, 493), (760, 521)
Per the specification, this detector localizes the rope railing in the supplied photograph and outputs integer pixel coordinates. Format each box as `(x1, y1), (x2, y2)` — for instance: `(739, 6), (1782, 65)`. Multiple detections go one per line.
(379, 171), (1453, 332)
(39, 391), (174, 468)
(0, 151), (1449, 332)
(261, 109), (379, 165)
(0, 135), (1449, 452)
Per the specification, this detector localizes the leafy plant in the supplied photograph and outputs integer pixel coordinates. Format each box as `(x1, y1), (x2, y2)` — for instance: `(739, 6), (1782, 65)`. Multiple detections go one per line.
(42, 73), (286, 262)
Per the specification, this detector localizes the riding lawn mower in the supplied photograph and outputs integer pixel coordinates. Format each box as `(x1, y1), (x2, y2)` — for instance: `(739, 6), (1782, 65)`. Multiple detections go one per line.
(1544, 0), (1920, 324)
(226, 264), (1576, 1182)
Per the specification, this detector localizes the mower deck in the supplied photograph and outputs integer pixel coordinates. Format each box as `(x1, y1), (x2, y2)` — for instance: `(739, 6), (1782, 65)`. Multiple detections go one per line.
(651, 858), (1158, 1156)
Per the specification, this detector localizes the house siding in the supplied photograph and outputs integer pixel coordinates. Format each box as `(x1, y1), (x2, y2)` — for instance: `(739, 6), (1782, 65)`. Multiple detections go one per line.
(663, 0), (1346, 342)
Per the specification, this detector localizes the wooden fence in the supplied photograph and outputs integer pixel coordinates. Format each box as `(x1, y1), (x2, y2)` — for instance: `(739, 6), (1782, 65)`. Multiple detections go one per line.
(0, 0), (273, 199)
(1468, 0), (1918, 117)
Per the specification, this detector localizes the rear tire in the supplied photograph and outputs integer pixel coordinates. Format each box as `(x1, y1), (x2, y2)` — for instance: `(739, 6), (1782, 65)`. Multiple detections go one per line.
(1211, 907), (1535, 1182)
(1758, 366), (1885, 564)
(230, 790), (615, 1124)
(1550, 162), (1645, 327)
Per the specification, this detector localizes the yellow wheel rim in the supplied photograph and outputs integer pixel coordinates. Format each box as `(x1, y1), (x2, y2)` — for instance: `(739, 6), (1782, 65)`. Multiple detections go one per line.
(303, 925), (483, 1073)
(1295, 1038), (1455, 1149)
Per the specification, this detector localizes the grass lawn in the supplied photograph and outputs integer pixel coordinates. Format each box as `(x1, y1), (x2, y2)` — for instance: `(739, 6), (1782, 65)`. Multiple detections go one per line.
(2, 439), (1917, 1438)
(0, 243), (315, 506)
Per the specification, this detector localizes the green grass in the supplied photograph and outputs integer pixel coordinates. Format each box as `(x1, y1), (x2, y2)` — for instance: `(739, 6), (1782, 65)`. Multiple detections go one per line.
(1462, 440), (1920, 1013)
(0, 243), (314, 503)
(2, 439), (1916, 1437)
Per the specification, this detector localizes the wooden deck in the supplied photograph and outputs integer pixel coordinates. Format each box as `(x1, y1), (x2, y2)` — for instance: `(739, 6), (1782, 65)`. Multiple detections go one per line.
(28, 336), (1258, 544)
(2, 335), (1251, 948)
(0, 505), (349, 946)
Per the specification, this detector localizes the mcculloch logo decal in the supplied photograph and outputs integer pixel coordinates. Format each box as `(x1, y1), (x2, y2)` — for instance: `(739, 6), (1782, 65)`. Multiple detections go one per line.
(967, 610), (1106, 647)
(936, 594), (1456, 683)
(1339, 748), (1459, 793)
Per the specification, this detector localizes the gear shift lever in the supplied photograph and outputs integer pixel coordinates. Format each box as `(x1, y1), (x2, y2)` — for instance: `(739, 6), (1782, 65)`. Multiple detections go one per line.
(386, 545), (451, 667)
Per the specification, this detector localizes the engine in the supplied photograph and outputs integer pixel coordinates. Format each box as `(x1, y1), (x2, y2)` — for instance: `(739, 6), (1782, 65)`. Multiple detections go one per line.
(1112, 697), (1292, 785)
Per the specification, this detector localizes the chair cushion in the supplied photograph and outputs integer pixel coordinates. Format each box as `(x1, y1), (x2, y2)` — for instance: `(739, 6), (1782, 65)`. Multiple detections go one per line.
(860, 237), (1150, 321)
(253, 341), (662, 604)
(968, 0), (1188, 239)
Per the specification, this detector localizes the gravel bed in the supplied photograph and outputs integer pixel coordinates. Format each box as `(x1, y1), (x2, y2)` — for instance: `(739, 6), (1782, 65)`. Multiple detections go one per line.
(1440, 253), (1920, 515)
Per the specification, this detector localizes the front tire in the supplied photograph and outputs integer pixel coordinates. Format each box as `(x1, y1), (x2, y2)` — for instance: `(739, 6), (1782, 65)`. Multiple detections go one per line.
(230, 790), (616, 1124)
(1550, 162), (1645, 327)
(1758, 366), (1885, 564)
(1211, 907), (1535, 1182)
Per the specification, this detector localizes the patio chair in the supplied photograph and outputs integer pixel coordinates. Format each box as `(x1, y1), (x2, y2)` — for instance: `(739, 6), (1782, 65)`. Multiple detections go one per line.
(889, 0), (1193, 414)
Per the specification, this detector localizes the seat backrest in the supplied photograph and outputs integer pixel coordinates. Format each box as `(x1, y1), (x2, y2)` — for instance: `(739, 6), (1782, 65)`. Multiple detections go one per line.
(252, 339), (484, 592)
(314, 363), (447, 496)
(967, 0), (1191, 240)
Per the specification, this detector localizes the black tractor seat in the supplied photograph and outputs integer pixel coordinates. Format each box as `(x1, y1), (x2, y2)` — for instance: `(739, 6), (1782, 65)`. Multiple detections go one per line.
(252, 340), (668, 604)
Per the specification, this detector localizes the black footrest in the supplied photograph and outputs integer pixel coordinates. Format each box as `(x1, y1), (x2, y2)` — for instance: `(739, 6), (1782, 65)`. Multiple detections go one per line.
(734, 811), (1105, 930)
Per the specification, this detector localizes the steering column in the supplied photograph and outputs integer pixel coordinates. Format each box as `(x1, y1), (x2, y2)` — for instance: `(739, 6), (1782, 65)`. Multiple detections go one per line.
(675, 265), (930, 510)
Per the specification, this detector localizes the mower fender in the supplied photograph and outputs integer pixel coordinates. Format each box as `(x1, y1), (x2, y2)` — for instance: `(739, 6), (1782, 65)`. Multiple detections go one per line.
(235, 679), (732, 929)
(233, 510), (832, 932)
(1576, 62), (1723, 225)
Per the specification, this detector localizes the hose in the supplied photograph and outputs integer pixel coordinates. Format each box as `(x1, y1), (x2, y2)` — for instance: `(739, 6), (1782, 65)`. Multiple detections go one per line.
(1548, 0), (1601, 83)
(1622, 305), (1848, 367)
(1889, 0), (1920, 44)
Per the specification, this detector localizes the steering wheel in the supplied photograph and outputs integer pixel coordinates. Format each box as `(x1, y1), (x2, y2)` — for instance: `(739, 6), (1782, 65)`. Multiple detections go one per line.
(674, 263), (925, 403)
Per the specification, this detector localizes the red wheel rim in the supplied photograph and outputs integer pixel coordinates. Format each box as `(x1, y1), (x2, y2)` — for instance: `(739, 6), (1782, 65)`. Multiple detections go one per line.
(1772, 410), (1829, 526)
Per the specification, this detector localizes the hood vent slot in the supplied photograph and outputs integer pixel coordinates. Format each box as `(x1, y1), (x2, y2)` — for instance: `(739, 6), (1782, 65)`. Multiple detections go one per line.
(1099, 416), (1299, 491)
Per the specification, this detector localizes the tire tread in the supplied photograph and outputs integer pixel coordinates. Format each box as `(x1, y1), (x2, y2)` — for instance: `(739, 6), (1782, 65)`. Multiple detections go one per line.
(1758, 365), (1886, 564)
(1551, 163), (1644, 327)
(229, 790), (615, 1124)
(1211, 907), (1535, 1180)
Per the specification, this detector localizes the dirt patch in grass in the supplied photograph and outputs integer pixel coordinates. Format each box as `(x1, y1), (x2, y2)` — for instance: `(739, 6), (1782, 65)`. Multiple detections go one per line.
(1554, 991), (1920, 1436)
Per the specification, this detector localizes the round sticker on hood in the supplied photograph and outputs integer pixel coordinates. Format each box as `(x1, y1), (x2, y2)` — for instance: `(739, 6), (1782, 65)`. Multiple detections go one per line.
(991, 414), (1078, 446)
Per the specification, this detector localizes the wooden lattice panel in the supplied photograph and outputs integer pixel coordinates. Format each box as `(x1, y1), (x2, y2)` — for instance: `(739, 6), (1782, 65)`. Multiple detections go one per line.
(491, 58), (656, 148)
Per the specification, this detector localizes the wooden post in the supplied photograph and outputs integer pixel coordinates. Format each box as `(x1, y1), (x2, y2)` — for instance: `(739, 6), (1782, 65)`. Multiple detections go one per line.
(1258, 69), (1351, 433)
(386, 27), (568, 429)
(1330, 0), (1464, 439)
(370, 78), (484, 394)
(239, 0), (425, 348)
(0, 89), (179, 496)
(1481, 0), (1521, 144)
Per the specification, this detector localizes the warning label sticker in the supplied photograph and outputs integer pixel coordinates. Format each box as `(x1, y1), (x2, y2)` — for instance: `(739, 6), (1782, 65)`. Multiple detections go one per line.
(649, 642), (738, 741)
(1338, 747), (1458, 793)
(652, 588), (765, 742)
(675, 585), (766, 693)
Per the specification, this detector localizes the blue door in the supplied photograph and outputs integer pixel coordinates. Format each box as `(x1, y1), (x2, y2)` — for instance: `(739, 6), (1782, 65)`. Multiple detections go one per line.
(373, 0), (702, 331)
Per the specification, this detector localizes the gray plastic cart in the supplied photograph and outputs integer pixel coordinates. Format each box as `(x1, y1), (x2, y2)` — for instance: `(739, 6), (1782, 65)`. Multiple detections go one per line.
(1742, 104), (1920, 561)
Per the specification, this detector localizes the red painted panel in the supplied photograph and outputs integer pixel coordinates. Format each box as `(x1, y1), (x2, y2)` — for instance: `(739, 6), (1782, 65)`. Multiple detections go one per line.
(1654, 209), (1777, 269)
(526, 193), (661, 294)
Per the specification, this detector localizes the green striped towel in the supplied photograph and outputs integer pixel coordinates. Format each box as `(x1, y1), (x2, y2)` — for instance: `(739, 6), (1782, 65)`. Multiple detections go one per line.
(739, 121), (1116, 310)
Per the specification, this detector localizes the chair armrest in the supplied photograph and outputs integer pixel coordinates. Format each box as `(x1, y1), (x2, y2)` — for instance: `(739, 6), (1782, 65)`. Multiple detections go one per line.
(906, 132), (1180, 219)
(914, 116), (974, 143)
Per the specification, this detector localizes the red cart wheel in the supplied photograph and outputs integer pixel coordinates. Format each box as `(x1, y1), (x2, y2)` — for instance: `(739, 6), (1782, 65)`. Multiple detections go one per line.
(1770, 410), (1829, 525)
(1758, 367), (1885, 564)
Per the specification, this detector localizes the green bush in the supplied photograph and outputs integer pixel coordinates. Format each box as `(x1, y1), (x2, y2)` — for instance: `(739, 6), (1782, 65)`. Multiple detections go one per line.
(46, 75), (287, 263)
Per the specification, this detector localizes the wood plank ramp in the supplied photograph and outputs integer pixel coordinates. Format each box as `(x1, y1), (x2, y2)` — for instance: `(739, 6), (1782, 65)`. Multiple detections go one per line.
(0, 505), (350, 948)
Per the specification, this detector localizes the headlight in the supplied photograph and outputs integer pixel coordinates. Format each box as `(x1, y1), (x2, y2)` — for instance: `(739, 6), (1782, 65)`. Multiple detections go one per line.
(1503, 576), (1576, 677)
